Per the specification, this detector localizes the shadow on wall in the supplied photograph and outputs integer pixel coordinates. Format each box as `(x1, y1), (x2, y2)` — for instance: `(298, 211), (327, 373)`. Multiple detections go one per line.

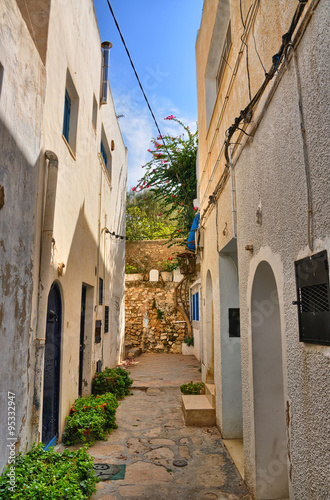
(0, 117), (42, 472)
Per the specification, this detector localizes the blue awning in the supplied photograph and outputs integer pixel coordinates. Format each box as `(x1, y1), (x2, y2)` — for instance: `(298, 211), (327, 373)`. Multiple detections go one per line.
(187, 213), (200, 251)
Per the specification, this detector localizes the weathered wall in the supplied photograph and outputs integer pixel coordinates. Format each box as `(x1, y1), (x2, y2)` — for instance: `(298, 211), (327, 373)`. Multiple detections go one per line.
(37, 0), (127, 442)
(236, 2), (330, 496)
(126, 239), (184, 275)
(197, 0), (330, 498)
(125, 281), (187, 354)
(0, 0), (47, 471)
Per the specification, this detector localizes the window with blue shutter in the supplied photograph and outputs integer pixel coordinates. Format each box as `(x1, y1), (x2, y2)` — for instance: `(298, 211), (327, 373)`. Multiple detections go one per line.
(62, 89), (71, 142)
(100, 140), (107, 168)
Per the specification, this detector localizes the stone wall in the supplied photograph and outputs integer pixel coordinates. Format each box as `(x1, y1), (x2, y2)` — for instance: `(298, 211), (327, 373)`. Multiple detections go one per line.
(126, 239), (184, 275)
(125, 280), (187, 354)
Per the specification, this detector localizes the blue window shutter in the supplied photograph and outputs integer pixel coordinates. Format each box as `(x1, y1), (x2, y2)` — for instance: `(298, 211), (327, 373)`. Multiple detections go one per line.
(196, 292), (199, 321)
(193, 295), (196, 321)
(62, 89), (71, 141)
(100, 140), (107, 168)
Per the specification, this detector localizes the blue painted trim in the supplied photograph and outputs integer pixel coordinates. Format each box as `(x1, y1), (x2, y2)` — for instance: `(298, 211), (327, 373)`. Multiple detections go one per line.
(43, 435), (57, 451)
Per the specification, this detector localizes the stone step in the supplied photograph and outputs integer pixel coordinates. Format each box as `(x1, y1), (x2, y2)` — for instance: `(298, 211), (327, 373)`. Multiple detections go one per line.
(205, 383), (216, 408)
(181, 395), (216, 426)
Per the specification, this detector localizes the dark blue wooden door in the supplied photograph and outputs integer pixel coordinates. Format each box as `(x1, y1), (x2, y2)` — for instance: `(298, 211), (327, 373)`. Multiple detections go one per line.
(42, 282), (61, 447)
(78, 284), (87, 397)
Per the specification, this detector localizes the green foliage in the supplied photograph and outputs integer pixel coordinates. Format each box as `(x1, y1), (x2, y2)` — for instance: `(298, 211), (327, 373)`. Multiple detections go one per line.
(184, 336), (194, 346)
(156, 308), (164, 321)
(132, 117), (198, 244)
(0, 443), (97, 499)
(125, 263), (143, 274)
(180, 381), (204, 395)
(62, 393), (118, 446)
(159, 257), (179, 272)
(126, 190), (176, 241)
(92, 366), (133, 399)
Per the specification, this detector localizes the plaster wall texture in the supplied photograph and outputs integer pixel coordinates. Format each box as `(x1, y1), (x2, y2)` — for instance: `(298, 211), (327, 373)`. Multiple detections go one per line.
(236, 3), (330, 497)
(0, 0), (47, 472)
(38, 0), (127, 441)
(197, 0), (330, 498)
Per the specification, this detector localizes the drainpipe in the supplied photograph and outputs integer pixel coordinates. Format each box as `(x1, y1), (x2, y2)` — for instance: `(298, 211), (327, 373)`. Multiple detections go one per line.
(228, 145), (237, 238)
(32, 150), (58, 442)
(100, 41), (112, 105)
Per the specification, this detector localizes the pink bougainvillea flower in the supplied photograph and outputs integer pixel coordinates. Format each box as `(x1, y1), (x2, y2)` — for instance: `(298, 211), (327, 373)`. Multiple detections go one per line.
(147, 149), (151, 152)
(152, 169), (155, 172)
(168, 257), (173, 260)
(165, 115), (176, 120)
(194, 206), (199, 211)
(158, 213), (162, 216)
(147, 185), (150, 188)
(132, 187), (137, 192)
(178, 229), (181, 232)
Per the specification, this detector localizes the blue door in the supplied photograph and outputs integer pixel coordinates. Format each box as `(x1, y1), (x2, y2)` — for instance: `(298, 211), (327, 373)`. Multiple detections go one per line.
(42, 282), (62, 448)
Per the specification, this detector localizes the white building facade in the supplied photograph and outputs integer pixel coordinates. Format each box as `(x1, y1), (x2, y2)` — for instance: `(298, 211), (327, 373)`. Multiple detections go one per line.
(0, 0), (127, 470)
(196, 0), (330, 498)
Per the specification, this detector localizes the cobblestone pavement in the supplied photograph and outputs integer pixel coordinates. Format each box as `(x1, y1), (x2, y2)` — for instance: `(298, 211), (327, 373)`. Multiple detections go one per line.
(80, 354), (251, 499)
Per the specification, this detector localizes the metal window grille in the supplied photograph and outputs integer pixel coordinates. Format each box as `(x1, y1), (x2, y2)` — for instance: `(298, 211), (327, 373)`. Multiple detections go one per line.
(95, 320), (102, 344)
(294, 250), (330, 345)
(229, 308), (240, 337)
(104, 306), (109, 333)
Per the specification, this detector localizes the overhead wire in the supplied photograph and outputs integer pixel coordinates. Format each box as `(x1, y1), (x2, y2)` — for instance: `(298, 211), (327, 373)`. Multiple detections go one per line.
(105, 0), (174, 166)
(200, 0), (309, 225)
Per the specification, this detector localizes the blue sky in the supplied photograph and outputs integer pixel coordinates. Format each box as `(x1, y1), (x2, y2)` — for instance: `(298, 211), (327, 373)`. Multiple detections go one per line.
(93, 0), (204, 189)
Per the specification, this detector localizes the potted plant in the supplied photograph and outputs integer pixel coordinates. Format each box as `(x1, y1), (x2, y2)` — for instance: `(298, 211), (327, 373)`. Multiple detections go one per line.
(160, 257), (178, 282)
(125, 263), (144, 281)
(182, 336), (195, 355)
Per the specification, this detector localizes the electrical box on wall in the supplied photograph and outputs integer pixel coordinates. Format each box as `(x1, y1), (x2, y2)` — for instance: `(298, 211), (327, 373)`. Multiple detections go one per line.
(294, 250), (330, 345)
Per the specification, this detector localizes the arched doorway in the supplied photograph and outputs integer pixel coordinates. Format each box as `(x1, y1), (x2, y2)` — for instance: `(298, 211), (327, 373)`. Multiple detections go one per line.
(206, 271), (214, 382)
(42, 282), (62, 447)
(251, 261), (289, 499)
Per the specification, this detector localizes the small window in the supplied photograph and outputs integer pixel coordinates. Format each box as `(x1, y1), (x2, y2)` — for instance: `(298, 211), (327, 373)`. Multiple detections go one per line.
(294, 250), (330, 345)
(0, 63), (4, 98)
(62, 70), (79, 154)
(191, 292), (199, 321)
(216, 21), (232, 92)
(100, 140), (107, 168)
(100, 126), (112, 179)
(95, 320), (102, 344)
(229, 308), (240, 337)
(96, 359), (103, 372)
(92, 94), (97, 131)
(99, 277), (103, 305)
(104, 306), (109, 333)
(62, 90), (71, 141)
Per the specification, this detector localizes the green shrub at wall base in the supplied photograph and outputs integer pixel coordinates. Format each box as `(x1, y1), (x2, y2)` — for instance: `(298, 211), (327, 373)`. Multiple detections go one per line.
(180, 381), (204, 395)
(92, 366), (133, 399)
(62, 392), (118, 446)
(0, 444), (97, 499)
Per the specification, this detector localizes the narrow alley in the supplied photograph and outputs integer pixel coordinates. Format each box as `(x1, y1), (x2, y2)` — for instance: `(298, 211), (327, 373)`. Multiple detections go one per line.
(86, 354), (250, 500)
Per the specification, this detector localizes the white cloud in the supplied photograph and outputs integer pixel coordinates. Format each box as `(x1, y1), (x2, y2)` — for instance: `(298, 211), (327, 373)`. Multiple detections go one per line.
(113, 90), (198, 190)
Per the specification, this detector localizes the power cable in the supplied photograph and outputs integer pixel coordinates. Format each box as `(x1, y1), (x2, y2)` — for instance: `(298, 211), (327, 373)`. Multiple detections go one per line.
(105, 0), (174, 166)
(200, 0), (309, 225)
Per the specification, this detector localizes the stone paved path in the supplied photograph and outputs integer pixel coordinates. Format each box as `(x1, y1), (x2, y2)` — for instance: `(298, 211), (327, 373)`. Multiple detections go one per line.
(77, 354), (251, 499)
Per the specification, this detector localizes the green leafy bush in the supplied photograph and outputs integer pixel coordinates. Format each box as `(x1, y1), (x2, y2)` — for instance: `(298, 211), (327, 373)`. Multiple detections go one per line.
(0, 443), (97, 499)
(184, 336), (194, 346)
(62, 393), (118, 445)
(180, 381), (204, 395)
(92, 366), (133, 399)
